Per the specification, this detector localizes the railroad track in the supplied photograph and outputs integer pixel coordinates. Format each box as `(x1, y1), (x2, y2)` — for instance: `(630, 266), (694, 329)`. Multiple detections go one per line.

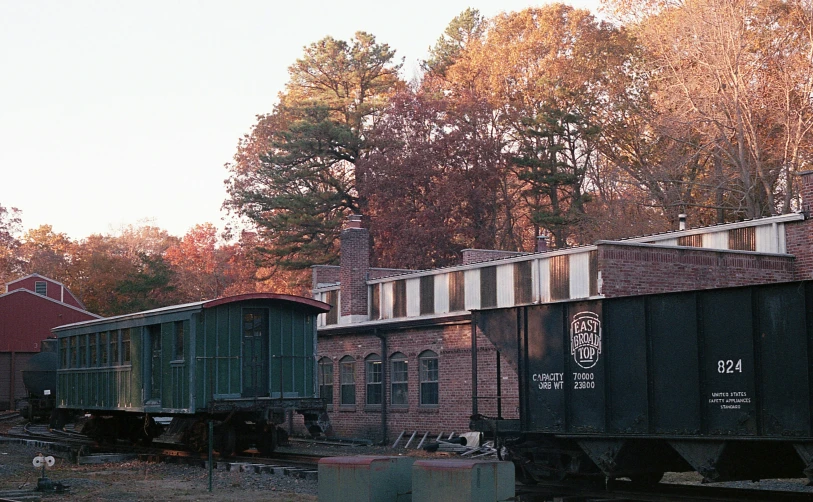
(2, 421), (322, 480)
(0, 411), (21, 422)
(517, 477), (813, 501)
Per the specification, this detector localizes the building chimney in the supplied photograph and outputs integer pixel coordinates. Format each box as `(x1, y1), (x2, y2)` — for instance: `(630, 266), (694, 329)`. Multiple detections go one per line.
(536, 235), (548, 253)
(339, 214), (370, 322)
(678, 213), (687, 231)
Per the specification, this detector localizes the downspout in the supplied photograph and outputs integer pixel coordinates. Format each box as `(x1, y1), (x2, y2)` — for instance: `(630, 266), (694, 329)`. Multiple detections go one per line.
(471, 318), (478, 417)
(376, 329), (388, 445)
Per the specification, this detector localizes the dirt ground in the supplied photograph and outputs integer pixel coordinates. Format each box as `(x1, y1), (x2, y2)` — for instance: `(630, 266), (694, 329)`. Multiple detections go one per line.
(0, 442), (320, 501)
(0, 417), (430, 502)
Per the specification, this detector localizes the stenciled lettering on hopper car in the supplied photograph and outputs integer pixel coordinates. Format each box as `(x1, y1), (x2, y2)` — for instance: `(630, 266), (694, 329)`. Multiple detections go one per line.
(570, 311), (602, 370)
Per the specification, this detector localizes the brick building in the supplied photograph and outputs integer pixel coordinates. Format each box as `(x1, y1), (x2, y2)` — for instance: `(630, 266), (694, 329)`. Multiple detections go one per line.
(312, 172), (813, 443)
(0, 274), (99, 409)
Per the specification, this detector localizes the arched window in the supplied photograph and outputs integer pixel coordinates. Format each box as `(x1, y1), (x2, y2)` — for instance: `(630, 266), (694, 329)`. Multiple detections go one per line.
(365, 354), (382, 406)
(390, 352), (408, 407)
(339, 356), (356, 406)
(419, 350), (439, 406)
(318, 357), (334, 406)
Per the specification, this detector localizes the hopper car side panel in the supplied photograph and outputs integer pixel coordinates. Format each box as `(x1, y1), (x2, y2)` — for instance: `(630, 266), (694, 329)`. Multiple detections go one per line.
(472, 280), (813, 482)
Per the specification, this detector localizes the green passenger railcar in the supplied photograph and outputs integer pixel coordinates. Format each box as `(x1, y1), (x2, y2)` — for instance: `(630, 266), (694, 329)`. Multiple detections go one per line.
(52, 293), (330, 453)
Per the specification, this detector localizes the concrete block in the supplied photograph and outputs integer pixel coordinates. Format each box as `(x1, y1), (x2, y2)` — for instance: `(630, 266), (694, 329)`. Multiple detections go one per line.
(318, 455), (415, 502)
(411, 459), (515, 502)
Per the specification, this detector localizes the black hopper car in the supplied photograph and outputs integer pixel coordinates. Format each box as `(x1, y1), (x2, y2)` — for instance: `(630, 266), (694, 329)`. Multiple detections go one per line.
(18, 338), (58, 421)
(471, 280), (813, 484)
(48, 293), (331, 455)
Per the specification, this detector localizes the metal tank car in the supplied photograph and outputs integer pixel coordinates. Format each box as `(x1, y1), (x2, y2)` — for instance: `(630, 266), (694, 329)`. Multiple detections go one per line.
(50, 293), (331, 455)
(19, 338), (58, 420)
(470, 280), (813, 484)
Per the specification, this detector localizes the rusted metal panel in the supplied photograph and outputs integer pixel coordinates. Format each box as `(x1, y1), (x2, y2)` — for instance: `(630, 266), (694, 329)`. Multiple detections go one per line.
(678, 234), (703, 247)
(513, 261), (532, 306)
(419, 275), (434, 315)
(392, 280), (407, 318)
(728, 226), (756, 252)
(479, 266), (497, 309)
(324, 290), (339, 325)
(448, 271), (465, 312)
(369, 285), (380, 320)
(550, 254), (570, 301)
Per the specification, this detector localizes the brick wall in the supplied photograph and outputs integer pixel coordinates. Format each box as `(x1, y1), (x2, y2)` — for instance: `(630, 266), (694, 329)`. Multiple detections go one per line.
(339, 218), (370, 318)
(597, 242), (796, 297)
(787, 171), (813, 280)
(317, 323), (519, 442)
(312, 265), (340, 288)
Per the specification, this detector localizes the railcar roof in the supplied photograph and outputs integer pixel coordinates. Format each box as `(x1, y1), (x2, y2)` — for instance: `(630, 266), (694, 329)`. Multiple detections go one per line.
(51, 292), (330, 333)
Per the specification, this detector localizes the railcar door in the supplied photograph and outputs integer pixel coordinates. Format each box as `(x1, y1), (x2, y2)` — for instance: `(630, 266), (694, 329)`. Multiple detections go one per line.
(146, 325), (162, 405)
(242, 309), (269, 397)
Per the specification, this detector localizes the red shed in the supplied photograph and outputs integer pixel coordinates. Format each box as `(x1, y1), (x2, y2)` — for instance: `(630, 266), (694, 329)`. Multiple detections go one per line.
(0, 275), (99, 409)
(5, 274), (87, 310)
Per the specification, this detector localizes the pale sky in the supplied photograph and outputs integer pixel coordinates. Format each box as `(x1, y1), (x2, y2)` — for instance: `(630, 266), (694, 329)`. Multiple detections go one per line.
(0, 0), (601, 241)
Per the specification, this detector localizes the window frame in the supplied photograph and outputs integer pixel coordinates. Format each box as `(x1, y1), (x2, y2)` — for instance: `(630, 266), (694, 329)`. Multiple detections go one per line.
(318, 357), (334, 407)
(121, 329), (131, 364)
(419, 350), (439, 407)
(110, 330), (120, 366)
(390, 352), (408, 407)
(339, 356), (356, 406)
(173, 321), (185, 361)
(365, 354), (382, 407)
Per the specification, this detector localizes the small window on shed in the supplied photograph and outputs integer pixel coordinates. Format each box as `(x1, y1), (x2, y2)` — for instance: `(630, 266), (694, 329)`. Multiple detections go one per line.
(122, 329), (131, 364)
(173, 321), (185, 361)
(339, 356), (356, 406)
(365, 354), (382, 406)
(419, 350), (439, 406)
(34, 281), (47, 296)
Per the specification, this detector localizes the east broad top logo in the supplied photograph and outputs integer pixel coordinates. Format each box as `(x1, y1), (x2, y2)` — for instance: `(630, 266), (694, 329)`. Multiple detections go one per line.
(570, 311), (602, 369)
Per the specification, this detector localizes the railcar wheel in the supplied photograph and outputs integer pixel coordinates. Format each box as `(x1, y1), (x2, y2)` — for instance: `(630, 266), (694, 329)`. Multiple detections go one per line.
(258, 426), (277, 455)
(219, 426), (237, 457)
